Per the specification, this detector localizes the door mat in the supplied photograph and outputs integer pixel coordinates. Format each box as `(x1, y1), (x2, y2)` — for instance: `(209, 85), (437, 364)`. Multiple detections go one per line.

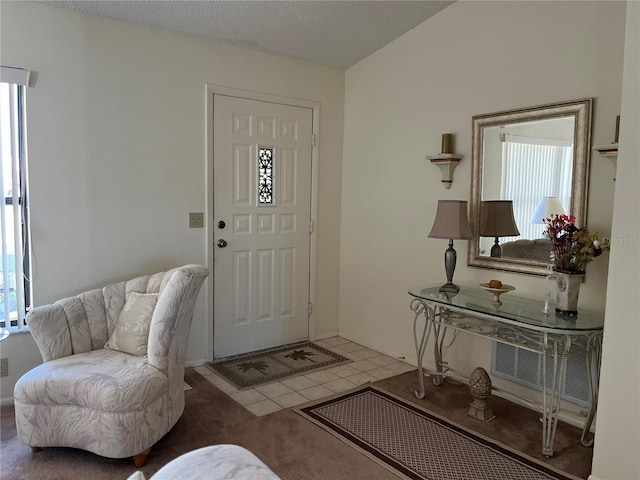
(297, 386), (580, 480)
(205, 342), (350, 389)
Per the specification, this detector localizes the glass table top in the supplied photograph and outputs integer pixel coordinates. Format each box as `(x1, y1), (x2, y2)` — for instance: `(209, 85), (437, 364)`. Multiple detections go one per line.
(409, 285), (604, 331)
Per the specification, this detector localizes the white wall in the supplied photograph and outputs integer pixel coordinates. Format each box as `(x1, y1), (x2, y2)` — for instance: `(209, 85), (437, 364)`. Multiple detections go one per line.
(340, 0), (625, 405)
(0, 1), (345, 401)
(590, 2), (640, 478)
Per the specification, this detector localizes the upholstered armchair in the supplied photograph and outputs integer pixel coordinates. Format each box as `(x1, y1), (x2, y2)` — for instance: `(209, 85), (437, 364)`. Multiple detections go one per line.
(14, 264), (208, 467)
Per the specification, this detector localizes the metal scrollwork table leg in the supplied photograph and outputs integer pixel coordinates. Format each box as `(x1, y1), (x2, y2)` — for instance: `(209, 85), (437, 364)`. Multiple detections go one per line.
(411, 299), (433, 399)
(540, 334), (571, 457)
(411, 298), (452, 400)
(581, 334), (602, 447)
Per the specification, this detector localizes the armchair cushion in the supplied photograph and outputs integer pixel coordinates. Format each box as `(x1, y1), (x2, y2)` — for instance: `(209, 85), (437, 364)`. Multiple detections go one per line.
(105, 292), (159, 356)
(15, 349), (167, 412)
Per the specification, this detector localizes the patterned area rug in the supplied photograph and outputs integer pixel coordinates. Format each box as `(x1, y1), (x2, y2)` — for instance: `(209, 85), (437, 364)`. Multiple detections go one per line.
(297, 386), (580, 480)
(206, 342), (350, 389)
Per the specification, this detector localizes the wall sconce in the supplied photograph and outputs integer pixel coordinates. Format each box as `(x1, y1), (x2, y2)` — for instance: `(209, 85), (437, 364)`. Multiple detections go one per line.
(427, 133), (463, 189)
(479, 200), (520, 258)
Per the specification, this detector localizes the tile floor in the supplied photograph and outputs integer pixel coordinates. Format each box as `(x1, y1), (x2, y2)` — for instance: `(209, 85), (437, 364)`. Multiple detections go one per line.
(192, 336), (415, 416)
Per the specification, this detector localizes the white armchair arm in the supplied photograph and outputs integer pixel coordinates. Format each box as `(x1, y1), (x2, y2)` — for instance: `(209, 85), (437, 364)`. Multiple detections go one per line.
(26, 304), (73, 362)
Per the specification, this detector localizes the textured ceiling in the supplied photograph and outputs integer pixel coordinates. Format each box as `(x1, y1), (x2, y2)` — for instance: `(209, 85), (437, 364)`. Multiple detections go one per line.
(36, 1), (453, 69)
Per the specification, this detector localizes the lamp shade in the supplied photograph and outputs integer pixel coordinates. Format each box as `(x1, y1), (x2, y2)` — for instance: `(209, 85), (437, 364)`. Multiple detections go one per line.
(530, 196), (566, 224)
(479, 200), (520, 237)
(428, 200), (472, 239)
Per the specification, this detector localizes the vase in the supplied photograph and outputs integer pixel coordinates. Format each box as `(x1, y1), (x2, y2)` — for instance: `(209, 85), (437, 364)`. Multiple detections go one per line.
(554, 269), (584, 315)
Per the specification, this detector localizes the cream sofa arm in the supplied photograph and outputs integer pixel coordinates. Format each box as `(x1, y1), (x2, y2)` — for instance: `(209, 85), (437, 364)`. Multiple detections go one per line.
(26, 304), (73, 362)
(149, 445), (281, 480)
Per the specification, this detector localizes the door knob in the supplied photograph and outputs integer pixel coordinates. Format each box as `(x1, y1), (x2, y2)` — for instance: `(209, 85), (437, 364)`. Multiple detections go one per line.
(217, 239), (228, 248)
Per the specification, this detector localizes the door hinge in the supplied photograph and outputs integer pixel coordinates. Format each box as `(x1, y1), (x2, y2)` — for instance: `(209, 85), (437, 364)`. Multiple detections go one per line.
(311, 133), (316, 148)
(309, 219), (314, 233)
(308, 302), (313, 316)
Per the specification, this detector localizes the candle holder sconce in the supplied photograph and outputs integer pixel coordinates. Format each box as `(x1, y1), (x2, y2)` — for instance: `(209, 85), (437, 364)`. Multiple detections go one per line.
(428, 133), (463, 189)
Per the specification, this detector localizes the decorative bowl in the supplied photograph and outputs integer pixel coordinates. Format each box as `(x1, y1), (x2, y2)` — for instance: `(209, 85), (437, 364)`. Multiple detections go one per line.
(480, 283), (515, 305)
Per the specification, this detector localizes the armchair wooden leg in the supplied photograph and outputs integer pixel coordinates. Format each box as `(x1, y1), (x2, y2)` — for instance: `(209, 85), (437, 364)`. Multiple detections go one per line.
(132, 448), (151, 468)
(31, 446), (42, 453)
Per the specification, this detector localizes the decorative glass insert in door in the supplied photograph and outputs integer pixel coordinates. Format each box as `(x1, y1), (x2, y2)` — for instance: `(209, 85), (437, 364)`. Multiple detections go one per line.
(258, 146), (275, 206)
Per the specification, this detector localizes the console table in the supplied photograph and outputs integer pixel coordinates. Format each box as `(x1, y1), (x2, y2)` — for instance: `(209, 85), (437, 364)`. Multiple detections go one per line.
(408, 285), (603, 457)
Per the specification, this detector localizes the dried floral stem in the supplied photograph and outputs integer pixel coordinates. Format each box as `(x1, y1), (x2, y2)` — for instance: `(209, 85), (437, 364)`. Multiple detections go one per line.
(543, 214), (610, 272)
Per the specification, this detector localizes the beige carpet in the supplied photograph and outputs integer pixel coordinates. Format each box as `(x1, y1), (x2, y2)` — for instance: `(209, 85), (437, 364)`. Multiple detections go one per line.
(0, 368), (592, 480)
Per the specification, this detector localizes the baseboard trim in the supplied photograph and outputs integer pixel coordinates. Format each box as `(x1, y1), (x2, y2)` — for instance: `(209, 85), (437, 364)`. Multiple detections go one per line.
(489, 389), (589, 430)
(313, 331), (339, 341)
(186, 359), (206, 368)
(588, 475), (603, 480)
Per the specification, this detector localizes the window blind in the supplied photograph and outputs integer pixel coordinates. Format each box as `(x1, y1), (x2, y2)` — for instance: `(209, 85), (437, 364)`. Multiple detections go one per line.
(501, 134), (573, 242)
(1, 66), (31, 330)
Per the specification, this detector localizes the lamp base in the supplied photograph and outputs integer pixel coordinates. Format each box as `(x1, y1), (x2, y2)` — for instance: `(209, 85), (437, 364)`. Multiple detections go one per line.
(439, 282), (460, 294)
(490, 238), (502, 258)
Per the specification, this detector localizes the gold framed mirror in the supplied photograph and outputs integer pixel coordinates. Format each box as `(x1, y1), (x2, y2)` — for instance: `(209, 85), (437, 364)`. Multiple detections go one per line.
(468, 99), (593, 276)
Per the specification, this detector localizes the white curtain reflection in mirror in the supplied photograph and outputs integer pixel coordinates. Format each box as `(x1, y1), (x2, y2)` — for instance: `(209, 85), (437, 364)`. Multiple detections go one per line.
(501, 134), (573, 241)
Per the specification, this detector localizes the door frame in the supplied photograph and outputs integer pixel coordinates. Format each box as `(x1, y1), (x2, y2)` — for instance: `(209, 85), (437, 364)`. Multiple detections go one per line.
(205, 84), (320, 361)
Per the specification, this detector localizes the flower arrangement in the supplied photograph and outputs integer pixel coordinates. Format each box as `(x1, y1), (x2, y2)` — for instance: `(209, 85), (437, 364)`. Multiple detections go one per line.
(542, 214), (610, 273)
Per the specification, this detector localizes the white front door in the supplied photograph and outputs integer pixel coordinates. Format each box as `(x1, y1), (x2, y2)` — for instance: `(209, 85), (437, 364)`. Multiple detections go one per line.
(213, 94), (313, 358)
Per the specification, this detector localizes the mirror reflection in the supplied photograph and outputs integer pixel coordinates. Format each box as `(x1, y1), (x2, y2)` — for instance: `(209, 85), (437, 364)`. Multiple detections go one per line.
(468, 99), (592, 276)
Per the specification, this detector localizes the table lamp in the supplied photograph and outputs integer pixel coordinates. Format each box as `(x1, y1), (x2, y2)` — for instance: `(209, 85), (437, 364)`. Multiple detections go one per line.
(479, 200), (520, 258)
(428, 200), (472, 293)
(530, 196), (566, 224)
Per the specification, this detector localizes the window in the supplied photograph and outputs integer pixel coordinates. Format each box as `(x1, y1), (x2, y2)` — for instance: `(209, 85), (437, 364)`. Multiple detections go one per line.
(1, 66), (32, 331)
(257, 146), (275, 206)
(501, 134), (573, 242)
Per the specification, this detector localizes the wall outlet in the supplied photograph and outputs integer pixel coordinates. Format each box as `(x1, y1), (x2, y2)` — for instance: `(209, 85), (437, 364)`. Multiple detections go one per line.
(0, 358), (7, 377)
(189, 212), (204, 229)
